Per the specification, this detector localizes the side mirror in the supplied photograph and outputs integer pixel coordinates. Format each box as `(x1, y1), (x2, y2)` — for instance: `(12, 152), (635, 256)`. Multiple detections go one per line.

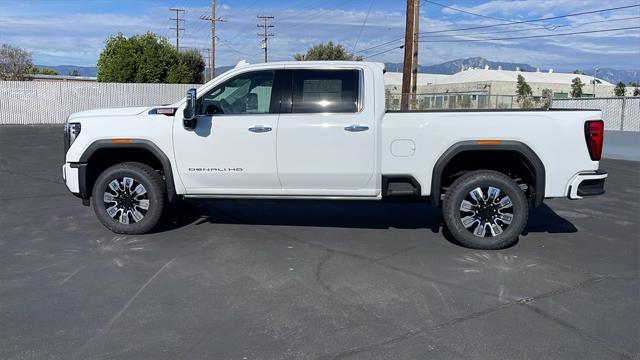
(183, 88), (197, 130)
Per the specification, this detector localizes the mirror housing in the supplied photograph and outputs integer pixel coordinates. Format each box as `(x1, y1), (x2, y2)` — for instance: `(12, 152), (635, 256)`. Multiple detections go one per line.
(183, 88), (197, 130)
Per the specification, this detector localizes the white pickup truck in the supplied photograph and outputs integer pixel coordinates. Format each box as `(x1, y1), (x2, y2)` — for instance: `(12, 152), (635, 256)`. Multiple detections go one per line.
(63, 61), (607, 249)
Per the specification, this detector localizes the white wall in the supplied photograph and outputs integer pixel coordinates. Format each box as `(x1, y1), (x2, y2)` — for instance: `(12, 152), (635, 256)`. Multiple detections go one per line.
(0, 81), (196, 125)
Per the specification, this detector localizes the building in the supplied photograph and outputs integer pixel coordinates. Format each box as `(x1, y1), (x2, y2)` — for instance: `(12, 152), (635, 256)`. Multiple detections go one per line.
(384, 66), (615, 110)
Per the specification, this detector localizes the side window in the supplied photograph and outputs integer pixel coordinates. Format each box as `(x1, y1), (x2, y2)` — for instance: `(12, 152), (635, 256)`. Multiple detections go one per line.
(291, 70), (359, 113)
(197, 70), (274, 115)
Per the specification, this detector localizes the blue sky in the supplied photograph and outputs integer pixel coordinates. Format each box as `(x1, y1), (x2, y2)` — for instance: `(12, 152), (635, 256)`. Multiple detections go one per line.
(1, 0), (638, 70)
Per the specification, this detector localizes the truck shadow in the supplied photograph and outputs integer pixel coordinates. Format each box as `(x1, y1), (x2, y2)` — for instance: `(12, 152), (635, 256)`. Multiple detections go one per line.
(156, 199), (577, 244)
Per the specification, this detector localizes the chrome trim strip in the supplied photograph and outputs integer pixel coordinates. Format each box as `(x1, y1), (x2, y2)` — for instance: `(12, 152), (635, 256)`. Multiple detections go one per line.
(183, 194), (382, 200)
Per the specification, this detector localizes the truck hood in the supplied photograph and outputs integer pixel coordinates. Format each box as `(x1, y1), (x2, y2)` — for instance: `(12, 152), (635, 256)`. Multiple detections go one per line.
(68, 106), (150, 120)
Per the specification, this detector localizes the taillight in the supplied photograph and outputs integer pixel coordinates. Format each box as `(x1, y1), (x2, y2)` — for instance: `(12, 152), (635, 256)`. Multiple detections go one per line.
(584, 120), (604, 161)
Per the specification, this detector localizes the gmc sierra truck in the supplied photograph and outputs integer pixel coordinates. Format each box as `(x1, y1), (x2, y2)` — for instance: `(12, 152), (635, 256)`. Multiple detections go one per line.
(62, 61), (607, 249)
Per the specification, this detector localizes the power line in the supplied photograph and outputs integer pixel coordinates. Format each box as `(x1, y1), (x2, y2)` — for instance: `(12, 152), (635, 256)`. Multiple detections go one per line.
(356, 4), (640, 54)
(418, 4), (640, 35)
(422, 0), (546, 29)
(417, 26), (640, 43)
(352, 0), (375, 54)
(363, 45), (404, 59)
(275, 0), (357, 33)
(217, 36), (261, 57)
(363, 25), (639, 59)
(356, 38), (405, 54)
(426, 15), (640, 39)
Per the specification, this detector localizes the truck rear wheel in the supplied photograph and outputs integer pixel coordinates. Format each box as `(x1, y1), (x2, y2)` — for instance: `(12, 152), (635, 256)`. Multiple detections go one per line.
(442, 170), (528, 249)
(92, 162), (165, 234)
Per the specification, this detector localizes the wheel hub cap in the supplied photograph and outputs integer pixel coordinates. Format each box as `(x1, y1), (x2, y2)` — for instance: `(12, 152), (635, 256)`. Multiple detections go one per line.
(459, 186), (513, 237)
(103, 177), (149, 224)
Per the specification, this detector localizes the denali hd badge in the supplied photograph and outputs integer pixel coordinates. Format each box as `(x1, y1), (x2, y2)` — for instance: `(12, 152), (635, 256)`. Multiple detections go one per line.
(188, 167), (243, 172)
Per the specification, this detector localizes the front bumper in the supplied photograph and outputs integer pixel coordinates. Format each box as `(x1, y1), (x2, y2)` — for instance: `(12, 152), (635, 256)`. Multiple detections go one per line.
(62, 162), (89, 200)
(567, 170), (608, 199)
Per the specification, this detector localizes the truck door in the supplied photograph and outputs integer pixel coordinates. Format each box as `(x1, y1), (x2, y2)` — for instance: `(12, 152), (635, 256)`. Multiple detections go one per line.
(276, 68), (376, 196)
(173, 69), (282, 194)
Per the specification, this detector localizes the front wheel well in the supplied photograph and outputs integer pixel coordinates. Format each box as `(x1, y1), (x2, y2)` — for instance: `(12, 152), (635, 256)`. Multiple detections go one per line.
(84, 147), (172, 201)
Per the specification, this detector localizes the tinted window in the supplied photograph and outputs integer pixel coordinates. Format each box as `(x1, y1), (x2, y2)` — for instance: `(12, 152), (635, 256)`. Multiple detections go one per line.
(291, 70), (359, 113)
(197, 70), (274, 115)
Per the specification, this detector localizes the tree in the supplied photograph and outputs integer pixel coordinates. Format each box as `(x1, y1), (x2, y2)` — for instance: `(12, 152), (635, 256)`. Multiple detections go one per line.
(69, 69), (80, 76)
(178, 50), (206, 84)
(571, 77), (584, 98)
(97, 32), (205, 83)
(31, 67), (58, 75)
(634, 87), (640, 96)
(134, 32), (178, 83)
(294, 41), (362, 61)
(516, 74), (533, 108)
(166, 63), (191, 84)
(0, 44), (33, 80)
(97, 33), (142, 82)
(573, 69), (583, 74)
(614, 81), (626, 97)
(539, 88), (553, 109)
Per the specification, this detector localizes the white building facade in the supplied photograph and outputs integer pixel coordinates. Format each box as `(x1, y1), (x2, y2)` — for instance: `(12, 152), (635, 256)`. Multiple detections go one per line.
(384, 67), (616, 110)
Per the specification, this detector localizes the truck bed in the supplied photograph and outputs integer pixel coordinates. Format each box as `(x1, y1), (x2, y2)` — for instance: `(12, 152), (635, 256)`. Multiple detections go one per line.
(381, 109), (602, 198)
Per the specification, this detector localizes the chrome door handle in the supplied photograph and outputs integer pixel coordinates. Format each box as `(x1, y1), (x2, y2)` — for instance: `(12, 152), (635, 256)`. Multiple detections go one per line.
(248, 125), (272, 133)
(344, 124), (369, 132)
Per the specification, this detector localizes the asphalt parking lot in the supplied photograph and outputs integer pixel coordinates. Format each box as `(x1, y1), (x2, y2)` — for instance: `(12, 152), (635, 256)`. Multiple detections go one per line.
(1, 125), (639, 360)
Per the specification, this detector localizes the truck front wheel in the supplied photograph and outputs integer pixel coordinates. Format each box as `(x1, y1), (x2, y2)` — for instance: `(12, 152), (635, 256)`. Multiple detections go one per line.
(442, 170), (528, 249)
(92, 162), (165, 234)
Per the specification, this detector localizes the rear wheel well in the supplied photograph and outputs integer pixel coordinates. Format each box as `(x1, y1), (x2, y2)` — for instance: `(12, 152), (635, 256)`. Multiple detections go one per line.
(85, 148), (164, 199)
(433, 147), (544, 207)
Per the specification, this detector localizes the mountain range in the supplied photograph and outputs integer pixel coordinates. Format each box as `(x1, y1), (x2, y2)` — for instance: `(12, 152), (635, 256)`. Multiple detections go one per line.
(384, 57), (538, 74)
(383, 57), (639, 85)
(36, 57), (639, 84)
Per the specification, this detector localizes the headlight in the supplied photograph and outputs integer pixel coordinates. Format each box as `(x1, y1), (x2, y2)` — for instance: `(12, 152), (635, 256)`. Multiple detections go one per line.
(64, 121), (81, 154)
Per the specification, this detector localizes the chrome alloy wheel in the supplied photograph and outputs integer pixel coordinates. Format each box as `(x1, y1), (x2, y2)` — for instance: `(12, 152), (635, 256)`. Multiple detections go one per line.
(459, 186), (514, 237)
(103, 177), (149, 225)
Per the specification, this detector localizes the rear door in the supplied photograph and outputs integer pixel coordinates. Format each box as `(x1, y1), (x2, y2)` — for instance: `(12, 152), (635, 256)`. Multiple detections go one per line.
(276, 68), (376, 196)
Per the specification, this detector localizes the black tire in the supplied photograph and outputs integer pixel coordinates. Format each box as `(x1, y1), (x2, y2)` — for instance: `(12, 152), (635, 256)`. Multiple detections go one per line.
(92, 162), (165, 234)
(442, 170), (528, 250)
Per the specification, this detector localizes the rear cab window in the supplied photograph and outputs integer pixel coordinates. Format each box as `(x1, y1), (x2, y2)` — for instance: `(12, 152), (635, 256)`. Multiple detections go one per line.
(290, 69), (360, 113)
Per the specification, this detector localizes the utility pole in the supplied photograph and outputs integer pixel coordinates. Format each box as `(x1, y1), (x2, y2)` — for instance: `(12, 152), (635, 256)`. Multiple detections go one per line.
(410, 0), (420, 110)
(400, 0), (415, 111)
(592, 67), (599, 97)
(257, 15), (274, 63)
(169, 8), (185, 51)
(200, 0), (226, 80)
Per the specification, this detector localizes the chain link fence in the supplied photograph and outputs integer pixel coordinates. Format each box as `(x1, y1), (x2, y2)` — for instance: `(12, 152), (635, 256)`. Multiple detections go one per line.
(385, 93), (550, 111)
(0, 81), (196, 125)
(551, 97), (640, 131)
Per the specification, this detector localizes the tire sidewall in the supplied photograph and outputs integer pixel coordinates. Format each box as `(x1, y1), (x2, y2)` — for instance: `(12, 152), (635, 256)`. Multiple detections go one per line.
(443, 172), (528, 249)
(92, 164), (163, 234)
